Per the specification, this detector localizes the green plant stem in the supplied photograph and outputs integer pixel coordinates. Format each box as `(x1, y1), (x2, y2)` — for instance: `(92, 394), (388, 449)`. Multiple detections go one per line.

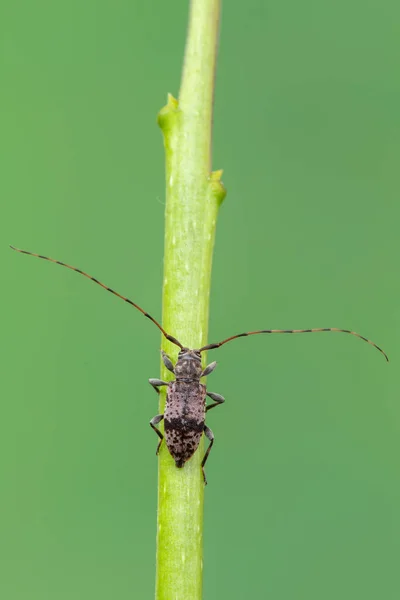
(155, 0), (225, 598)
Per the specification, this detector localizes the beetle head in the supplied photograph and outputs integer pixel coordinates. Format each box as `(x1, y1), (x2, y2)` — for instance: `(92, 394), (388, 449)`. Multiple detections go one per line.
(174, 348), (202, 379)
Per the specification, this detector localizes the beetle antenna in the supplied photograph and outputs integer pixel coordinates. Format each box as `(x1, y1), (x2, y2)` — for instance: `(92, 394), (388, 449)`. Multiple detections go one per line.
(200, 327), (388, 361)
(10, 245), (183, 349)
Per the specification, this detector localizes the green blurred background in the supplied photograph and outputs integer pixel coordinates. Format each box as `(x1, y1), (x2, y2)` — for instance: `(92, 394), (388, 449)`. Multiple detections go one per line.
(1, 1), (399, 598)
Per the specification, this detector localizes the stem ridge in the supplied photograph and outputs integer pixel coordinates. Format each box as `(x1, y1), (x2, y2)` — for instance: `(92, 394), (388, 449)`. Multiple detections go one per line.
(155, 1), (223, 598)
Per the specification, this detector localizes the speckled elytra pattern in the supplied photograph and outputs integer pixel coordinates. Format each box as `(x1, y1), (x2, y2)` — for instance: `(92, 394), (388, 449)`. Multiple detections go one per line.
(164, 380), (206, 468)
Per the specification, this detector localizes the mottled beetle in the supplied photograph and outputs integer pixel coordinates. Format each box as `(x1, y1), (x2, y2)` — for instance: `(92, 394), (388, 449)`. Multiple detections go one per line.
(10, 246), (388, 483)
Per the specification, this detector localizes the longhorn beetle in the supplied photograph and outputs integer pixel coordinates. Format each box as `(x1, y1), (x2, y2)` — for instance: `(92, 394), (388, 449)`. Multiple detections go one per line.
(10, 245), (388, 484)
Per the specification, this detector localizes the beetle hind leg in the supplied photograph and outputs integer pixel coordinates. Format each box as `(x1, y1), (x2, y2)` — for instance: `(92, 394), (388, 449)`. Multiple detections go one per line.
(201, 425), (215, 485)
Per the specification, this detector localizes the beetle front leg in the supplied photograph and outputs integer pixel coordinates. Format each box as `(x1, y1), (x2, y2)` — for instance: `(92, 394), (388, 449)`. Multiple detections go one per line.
(148, 378), (169, 395)
(201, 424), (215, 485)
(150, 414), (164, 454)
(161, 350), (175, 374)
(201, 361), (217, 377)
(206, 391), (225, 411)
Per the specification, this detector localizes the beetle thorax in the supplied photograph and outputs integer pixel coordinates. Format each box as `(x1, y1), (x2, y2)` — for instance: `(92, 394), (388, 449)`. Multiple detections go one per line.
(174, 349), (202, 381)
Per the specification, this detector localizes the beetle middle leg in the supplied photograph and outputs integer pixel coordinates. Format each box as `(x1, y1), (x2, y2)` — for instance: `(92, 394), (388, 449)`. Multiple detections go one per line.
(201, 424), (215, 485)
(149, 378), (169, 395)
(206, 391), (225, 411)
(150, 414), (164, 454)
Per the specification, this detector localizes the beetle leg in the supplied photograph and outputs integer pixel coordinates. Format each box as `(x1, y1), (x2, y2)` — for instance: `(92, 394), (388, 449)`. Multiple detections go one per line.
(161, 350), (175, 373)
(149, 378), (169, 395)
(206, 391), (225, 411)
(201, 361), (217, 377)
(150, 414), (164, 454)
(201, 424), (215, 485)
